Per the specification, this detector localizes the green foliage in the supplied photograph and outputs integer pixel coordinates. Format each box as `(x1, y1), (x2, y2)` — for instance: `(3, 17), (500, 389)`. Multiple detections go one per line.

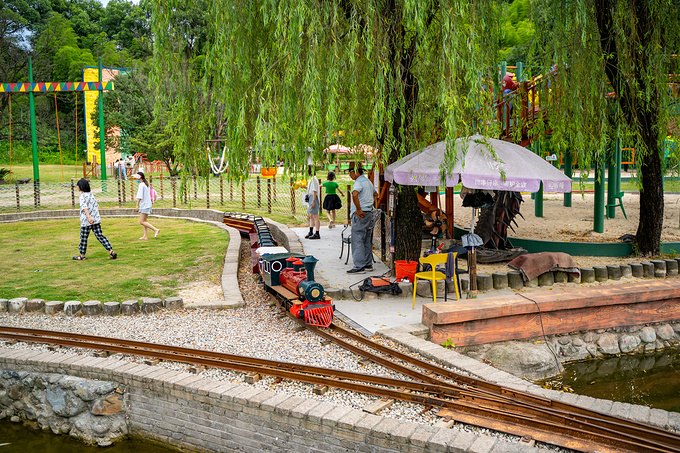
(529, 0), (679, 254)
(53, 45), (96, 81)
(441, 338), (456, 349)
(0, 168), (10, 180)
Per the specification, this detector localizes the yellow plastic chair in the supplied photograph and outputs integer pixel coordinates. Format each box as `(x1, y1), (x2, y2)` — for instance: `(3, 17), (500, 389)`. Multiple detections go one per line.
(412, 252), (459, 309)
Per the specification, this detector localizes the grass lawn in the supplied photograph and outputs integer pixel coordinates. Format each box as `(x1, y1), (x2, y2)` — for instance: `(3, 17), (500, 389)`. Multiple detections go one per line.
(0, 218), (228, 301)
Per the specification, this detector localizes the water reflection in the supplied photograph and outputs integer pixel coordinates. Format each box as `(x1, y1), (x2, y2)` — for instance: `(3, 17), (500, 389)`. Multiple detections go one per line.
(540, 348), (680, 413)
(0, 421), (179, 453)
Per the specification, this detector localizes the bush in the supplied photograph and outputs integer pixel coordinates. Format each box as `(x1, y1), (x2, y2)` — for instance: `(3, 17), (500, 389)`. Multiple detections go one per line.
(0, 168), (10, 181)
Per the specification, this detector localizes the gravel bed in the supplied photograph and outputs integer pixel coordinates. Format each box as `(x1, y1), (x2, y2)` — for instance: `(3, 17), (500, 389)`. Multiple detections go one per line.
(0, 239), (570, 451)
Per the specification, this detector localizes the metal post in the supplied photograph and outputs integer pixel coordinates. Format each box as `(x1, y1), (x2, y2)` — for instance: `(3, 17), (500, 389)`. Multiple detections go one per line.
(172, 177), (177, 208)
(71, 179), (75, 208)
(98, 58), (107, 186)
(28, 57), (39, 186)
(117, 179), (121, 207)
(267, 178), (271, 214)
(257, 176), (261, 208)
(594, 156), (605, 233)
(607, 141), (616, 219)
(347, 184), (352, 224)
(564, 152), (572, 207)
(230, 181), (233, 201)
(206, 176), (210, 209)
(34, 181), (39, 209)
(241, 182), (245, 210)
(273, 176), (276, 202)
(160, 175), (164, 200)
(220, 175), (224, 205)
(15, 184), (20, 213)
(380, 208), (386, 262)
(533, 142), (543, 217)
(290, 178), (295, 215)
(193, 175), (197, 200)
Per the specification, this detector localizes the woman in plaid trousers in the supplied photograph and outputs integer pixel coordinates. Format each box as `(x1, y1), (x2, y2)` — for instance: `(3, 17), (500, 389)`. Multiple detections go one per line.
(73, 179), (117, 261)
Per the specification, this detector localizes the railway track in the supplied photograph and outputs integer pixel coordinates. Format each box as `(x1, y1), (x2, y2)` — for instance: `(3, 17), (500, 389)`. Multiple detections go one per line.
(0, 325), (678, 453)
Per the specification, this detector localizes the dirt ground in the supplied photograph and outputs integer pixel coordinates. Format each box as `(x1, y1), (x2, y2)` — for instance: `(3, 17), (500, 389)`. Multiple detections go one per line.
(451, 191), (680, 273)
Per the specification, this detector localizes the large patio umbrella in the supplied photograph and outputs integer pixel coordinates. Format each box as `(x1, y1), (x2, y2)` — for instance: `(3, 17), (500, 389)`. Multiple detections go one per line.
(384, 134), (572, 193)
(385, 135), (572, 293)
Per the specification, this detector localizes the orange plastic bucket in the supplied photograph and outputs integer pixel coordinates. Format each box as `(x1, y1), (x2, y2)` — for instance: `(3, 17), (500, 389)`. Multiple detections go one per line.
(395, 260), (418, 283)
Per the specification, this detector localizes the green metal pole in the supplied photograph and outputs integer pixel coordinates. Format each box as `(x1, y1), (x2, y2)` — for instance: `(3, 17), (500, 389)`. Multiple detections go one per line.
(98, 58), (107, 183)
(516, 62), (523, 82)
(28, 57), (39, 184)
(594, 156), (605, 233)
(564, 152), (572, 207)
(615, 136), (622, 194)
(533, 141), (543, 217)
(606, 140), (616, 218)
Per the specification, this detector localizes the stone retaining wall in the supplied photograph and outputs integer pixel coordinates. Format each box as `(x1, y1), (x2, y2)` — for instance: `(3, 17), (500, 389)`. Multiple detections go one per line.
(0, 369), (127, 446)
(0, 348), (553, 453)
(0, 297), (183, 316)
(457, 322), (680, 381)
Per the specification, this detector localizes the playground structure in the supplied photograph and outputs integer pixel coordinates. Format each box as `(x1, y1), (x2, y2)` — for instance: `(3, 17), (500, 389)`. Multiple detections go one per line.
(1, 57), (114, 205)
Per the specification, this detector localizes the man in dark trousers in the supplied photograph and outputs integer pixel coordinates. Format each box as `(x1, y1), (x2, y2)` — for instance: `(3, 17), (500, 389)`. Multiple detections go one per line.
(347, 162), (377, 274)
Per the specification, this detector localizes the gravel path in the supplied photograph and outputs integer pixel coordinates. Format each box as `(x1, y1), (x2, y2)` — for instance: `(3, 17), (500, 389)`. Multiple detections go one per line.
(0, 238), (570, 451)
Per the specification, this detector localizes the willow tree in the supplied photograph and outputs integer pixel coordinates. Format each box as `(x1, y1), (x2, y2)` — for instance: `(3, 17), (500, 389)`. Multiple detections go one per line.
(533, 1), (679, 255)
(150, 0), (501, 261)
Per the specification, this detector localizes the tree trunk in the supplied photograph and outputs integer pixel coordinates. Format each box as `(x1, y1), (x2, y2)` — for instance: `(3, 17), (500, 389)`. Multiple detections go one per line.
(595, 0), (664, 255)
(636, 150), (664, 255)
(393, 186), (422, 262)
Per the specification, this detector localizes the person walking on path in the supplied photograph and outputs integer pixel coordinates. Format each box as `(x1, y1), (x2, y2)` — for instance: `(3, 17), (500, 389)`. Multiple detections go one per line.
(74, 178), (117, 261)
(133, 171), (160, 240)
(347, 163), (377, 274)
(322, 171), (344, 228)
(305, 164), (321, 240)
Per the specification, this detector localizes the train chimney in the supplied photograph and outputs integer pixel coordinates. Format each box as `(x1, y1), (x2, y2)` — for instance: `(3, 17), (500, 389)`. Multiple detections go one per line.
(286, 255), (297, 269)
(301, 255), (318, 282)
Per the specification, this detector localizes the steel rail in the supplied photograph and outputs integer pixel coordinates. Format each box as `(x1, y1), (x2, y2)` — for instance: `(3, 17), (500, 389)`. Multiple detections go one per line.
(0, 328), (669, 453)
(323, 322), (680, 450)
(267, 300), (680, 452)
(0, 328), (459, 397)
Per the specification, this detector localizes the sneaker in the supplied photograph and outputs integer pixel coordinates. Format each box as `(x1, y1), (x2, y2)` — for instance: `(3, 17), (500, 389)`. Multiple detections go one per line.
(329, 220), (335, 228)
(309, 233), (320, 240)
(347, 267), (365, 274)
(304, 231), (313, 239)
(362, 265), (374, 272)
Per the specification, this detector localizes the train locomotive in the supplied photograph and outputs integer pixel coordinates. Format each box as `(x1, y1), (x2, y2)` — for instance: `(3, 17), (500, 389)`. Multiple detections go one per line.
(258, 252), (334, 326)
(224, 212), (334, 327)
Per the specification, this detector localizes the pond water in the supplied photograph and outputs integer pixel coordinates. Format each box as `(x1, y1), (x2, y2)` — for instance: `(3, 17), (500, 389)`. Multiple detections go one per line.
(540, 348), (680, 413)
(0, 420), (179, 453)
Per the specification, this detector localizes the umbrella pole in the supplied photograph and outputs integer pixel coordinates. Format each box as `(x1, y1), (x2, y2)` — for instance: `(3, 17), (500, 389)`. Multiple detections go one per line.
(468, 209), (478, 296)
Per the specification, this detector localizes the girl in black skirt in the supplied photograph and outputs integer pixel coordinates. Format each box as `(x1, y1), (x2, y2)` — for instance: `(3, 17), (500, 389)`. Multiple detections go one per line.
(322, 171), (344, 228)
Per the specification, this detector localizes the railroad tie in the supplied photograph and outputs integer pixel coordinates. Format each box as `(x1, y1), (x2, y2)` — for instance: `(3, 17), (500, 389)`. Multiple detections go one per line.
(363, 398), (394, 415)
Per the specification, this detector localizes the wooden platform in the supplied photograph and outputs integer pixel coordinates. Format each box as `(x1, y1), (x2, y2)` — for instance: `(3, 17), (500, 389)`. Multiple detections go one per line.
(422, 280), (680, 346)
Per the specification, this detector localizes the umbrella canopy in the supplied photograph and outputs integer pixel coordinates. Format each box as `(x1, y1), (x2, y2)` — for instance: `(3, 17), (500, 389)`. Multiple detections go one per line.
(385, 135), (572, 193)
(324, 144), (351, 154)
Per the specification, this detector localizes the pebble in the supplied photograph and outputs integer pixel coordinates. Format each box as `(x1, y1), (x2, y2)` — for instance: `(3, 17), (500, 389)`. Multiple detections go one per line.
(0, 239), (572, 452)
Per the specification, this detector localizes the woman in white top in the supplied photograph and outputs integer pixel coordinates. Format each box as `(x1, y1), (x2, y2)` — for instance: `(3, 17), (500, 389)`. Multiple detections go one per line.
(304, 164), (321, 239)
(133, 171), (160, 240)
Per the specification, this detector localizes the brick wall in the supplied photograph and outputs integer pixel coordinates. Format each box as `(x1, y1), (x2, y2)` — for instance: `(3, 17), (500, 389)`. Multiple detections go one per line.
(0, 347), (535, 453)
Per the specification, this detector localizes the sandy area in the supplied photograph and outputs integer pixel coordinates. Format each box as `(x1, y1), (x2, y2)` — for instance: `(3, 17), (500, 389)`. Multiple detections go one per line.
(451, 192), (680, 274)
(182, 192), (680, 303)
